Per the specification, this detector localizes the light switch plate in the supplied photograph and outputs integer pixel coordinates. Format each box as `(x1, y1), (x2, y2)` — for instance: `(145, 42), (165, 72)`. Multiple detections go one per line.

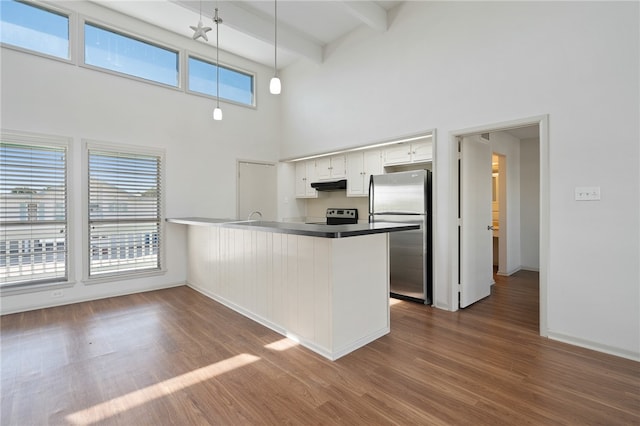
(575, 186), (601, 201)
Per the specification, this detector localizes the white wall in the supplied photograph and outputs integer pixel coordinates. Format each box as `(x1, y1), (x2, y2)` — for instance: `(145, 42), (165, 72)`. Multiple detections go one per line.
(521, 138), (540, 270)
(279, 2), (639, 359)
(1, 1), (280, 313)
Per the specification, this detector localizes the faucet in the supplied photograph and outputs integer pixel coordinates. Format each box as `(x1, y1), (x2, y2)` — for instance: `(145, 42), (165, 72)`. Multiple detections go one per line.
(247, 211), (262, 221)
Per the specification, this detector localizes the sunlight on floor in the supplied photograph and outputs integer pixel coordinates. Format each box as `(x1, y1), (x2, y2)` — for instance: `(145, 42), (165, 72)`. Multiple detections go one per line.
(264, 337), (299, 352)
(389, 298), (404, 306)
(65, 353), (260, 425)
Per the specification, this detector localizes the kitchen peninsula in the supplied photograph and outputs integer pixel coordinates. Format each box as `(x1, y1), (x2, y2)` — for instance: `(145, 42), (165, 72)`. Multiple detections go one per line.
(167, 217), (419, 360)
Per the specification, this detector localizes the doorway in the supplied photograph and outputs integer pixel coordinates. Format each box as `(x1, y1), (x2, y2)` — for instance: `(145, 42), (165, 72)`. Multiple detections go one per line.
(453, 115), (548, 336)
(491, 153), (504, 275)
(237, 161), (277, 221)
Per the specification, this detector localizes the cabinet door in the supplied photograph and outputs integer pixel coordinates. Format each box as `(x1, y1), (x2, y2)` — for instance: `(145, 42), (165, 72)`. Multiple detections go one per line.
(383, 144), (412, 165)
(295, 162), (307, 198)
(346, 152), (365, 196)
(330, 155), (346, 179)
(315, 157), (332, 181)
(412, 141), (433, 163)
(363, 150), (382, 192)
(295, 161), (317, 198)
(305, 161), (318, 197)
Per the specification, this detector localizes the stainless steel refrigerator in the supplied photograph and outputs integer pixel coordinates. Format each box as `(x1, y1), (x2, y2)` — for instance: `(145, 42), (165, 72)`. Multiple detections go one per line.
(369, 170), (432, 304)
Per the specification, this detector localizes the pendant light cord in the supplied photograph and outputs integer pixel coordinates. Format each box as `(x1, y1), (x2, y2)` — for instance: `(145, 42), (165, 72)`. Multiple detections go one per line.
(215, 8), (220, 108)
(274, 0), (278, 76)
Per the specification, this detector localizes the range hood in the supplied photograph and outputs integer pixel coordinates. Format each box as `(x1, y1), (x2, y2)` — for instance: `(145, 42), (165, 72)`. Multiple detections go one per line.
(310, 179), (347, 191)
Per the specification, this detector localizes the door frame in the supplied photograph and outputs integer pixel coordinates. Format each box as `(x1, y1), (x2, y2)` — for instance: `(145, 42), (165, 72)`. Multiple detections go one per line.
(236, 159), (278, 221)
(449, 115), (549, 337)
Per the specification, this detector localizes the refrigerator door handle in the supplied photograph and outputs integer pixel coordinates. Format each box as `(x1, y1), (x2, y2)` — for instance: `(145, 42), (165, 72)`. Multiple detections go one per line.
(368, 175), (375, 215)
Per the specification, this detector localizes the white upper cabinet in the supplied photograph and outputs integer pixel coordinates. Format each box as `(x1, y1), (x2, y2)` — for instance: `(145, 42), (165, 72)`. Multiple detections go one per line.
(412, 141), (433, 163)
(346, 150), (382, 197)
(383, 141), (433, 165)
(315, 155), (346, 180)
(295, 161), (318, 198)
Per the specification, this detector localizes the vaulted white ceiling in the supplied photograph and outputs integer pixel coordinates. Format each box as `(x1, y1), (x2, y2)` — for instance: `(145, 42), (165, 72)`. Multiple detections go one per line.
(91, 1), (402, 69)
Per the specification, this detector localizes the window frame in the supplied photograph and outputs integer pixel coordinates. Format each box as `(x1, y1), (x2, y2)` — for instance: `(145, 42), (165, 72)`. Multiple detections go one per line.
(82, 140), (166, 284)
(0, 0), (75, 65)
(79, 17), (182, 91)
(2, 3), (262, 110)
(0, 130), (75, 295)
(186, 52), (257, 109)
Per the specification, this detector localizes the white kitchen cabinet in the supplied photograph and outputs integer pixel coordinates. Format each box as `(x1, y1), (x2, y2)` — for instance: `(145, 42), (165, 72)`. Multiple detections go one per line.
(412, 141), (433, 162)
(295, 160), (318, 198)
(383, 141), (433, 165)
(315, 155), (346, 180)
(346, 150), (382, 197)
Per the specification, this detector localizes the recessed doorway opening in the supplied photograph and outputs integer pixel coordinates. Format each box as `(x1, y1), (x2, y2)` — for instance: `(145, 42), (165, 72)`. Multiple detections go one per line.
(452, 115), (548, 337)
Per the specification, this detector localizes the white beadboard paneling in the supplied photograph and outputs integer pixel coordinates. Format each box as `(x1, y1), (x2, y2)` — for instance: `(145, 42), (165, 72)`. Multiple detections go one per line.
(184, 225), (390, 360)
(271, 233), (286, 327)
(211, 227), (221, 295)
(285, 234), (300, 334)
(297, 236), (316, 341)
(331, 233), (389, 352)
(313, 238), (331, 348)
(254, 231), (271, 319)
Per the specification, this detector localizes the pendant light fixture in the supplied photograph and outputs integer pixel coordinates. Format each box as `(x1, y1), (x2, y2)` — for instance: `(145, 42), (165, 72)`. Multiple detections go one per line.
(269, 0), (281, 95)
(213, 7), (223, 121)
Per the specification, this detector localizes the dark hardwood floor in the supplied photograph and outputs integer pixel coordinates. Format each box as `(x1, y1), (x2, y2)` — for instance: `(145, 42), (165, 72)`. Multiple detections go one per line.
(2, 271), (639, 425)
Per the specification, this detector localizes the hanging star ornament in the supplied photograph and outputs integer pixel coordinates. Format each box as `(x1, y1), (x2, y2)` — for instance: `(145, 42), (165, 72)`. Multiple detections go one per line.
(190, 20), (212, 41)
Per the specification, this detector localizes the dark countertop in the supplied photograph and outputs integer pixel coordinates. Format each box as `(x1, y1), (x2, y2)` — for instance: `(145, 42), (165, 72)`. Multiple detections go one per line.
(166, 217), (420, 238)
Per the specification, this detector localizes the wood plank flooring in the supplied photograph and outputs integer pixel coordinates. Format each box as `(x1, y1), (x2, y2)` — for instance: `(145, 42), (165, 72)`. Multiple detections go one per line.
(2, 271), (639, 425)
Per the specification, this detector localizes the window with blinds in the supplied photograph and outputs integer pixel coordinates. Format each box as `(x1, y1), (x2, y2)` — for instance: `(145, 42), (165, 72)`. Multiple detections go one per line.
(0, 140), (68, 287)
(88, 147), (162, 278)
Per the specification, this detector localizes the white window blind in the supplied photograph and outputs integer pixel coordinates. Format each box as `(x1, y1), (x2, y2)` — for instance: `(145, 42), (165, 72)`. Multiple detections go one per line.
(88, 148), (162, 277)
(1, 141), (68, 287)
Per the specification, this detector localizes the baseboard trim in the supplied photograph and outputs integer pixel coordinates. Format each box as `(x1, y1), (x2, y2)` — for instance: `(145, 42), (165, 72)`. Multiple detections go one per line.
(497, 266), (521, 276)
(547, 330), (640, 362)
(0, 282), (186, 315)
(187, 283), (334, 359)
(187, 282), (388, 361)
(520, 266), (540, 272)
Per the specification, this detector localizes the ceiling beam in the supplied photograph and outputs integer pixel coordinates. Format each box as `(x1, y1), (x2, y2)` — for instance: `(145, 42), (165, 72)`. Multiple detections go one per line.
(340, 1), (388, 32)
(173, 0), (323, 64)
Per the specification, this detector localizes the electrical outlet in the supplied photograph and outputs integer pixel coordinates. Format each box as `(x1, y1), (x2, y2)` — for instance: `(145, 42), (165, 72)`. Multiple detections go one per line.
(575, 186), (601, 201)
(51, 290), (63, 298)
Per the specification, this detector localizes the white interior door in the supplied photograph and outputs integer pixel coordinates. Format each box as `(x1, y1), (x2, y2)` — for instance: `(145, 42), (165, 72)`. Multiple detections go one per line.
(238, 161), (277, 220)
(459, 135), (493, 308)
